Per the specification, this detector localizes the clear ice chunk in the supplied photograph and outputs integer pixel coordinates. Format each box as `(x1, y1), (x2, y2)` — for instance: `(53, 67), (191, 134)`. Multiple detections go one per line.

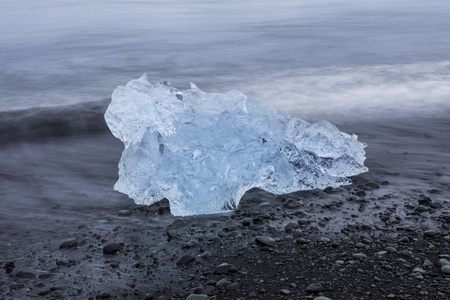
(105, 74), (367, 216)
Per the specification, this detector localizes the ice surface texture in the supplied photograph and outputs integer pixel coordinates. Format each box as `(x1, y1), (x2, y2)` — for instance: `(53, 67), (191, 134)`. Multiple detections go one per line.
(105, 75), (367, 216)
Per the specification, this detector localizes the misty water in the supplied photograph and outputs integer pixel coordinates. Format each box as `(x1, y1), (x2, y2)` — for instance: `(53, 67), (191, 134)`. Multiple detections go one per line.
(1, 0), (450, 120)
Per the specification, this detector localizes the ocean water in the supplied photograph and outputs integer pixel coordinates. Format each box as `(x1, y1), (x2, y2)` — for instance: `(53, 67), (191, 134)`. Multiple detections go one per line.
(1, 0), (450, 121)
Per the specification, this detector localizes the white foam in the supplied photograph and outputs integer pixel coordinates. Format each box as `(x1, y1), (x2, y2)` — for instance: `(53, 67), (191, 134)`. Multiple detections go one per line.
(236, 61), (450, 122)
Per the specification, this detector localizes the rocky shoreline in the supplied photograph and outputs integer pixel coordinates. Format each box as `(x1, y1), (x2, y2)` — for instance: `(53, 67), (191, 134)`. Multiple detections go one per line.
(1, 116), (449, 299)
(2, 179), (449, 299)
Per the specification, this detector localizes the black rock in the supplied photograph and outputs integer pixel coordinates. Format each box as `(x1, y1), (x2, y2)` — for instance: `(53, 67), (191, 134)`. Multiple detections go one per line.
(306, 282), (324, 293)
(102, 243), (122, 255)
(176, 255), (195, 266)
(423, 230), (439, 237)
(365, 182), (380, 189)
(215, 278), (231, 290)
(255, 236), (275, 247)
(3, 261), (15, 274)
(214, 263), (236, 275)
(356, 190), (366, 197)
(15, 269), (36, 278)
(59, 239), (77, 249)
(430, 202), (443, 209)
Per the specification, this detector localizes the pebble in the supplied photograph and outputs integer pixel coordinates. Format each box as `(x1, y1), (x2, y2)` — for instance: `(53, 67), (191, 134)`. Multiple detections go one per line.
(430, 202), (443, 209)
(248, 291), (257, 298)
(280, 289), (290, 295)
(186, 295), (208, 300)
(365, 182), (380, 189)
(102, 243), (122, 255)
(352, 253), (367, 259)
(423, 230), (439, 237)
(198, 252), (212, 259)
(284, 222), (300, 231)
(306, 283), (324, 293)
(412, 267), (426, 274)
(314, 297), (332, 300)
(59, 239), (77, 249)
(215, 278), (231, 289)
(15, 269), (36, 278)
(414, 205), (428, 213)
(177, 255), (195, 266)
(385, 246), (397, 253)
(214, 263), (236, 275)
(255, 236), (275, 247)
(439, 259), (450, 266)
(296, 238), (309, 244)
(441, 265), (450, 275)
(118, 209), (131, 216)
(50, 290), (65, 298)
(169, 219), (187, 228)
(297, 218), (309, 225)
(423, 259), (433, 267)
(320, 237), (331, 243)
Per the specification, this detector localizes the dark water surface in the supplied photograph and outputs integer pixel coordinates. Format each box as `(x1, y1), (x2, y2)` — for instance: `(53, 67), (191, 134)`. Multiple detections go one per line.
(1, 0), (450, 118)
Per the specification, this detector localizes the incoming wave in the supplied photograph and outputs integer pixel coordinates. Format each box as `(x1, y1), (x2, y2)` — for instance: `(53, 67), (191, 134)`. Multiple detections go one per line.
(0, 99), (110, 143)
(237, 60), (450, 122)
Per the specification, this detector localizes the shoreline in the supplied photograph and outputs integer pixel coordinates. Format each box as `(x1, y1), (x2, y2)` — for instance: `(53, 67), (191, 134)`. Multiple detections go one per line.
(1, 114), (449, 299)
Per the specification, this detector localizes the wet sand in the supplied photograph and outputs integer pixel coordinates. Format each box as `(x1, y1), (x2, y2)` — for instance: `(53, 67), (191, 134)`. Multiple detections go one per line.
(0, 113), (449, 299)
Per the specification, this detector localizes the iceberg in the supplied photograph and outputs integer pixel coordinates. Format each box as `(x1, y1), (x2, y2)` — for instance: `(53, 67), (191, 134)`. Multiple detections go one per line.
(105, 75), (367, 216)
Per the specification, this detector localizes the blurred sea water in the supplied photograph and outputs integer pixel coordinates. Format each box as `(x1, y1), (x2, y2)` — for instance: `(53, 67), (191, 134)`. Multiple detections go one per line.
(1, 0), (450, 120)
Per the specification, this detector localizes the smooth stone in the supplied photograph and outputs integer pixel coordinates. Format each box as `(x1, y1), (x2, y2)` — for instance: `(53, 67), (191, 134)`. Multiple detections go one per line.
(314, 297), (332, 300)
(186, 295), (208, 300)
(424, 230), (439, 237)
(296, 238), (309, 244)
(215, 278), (231, 290)
(441, 265), (450, 275)
(102, 243), (122, 254)
(284, 222), (300, 231)
(214, 263), (235, 275)
(423, 259), (433, 267)
(385, 246), (397, 253)
(412, 267), (426, 274)
(320, 237), (331, 243)
(255, 236), (275, 247)
(365, 182), (380, 189)
(280, 289), (290, 295)
(50, 290), (65, 298)
(439, 259), (450, 266)
(198, 252), (212, 259)
(177, 255), (195, 266)
(169, 219), (187, 228)
(352, 253), (367, 259)
(15, 269), (36, 278)
(430, 202), (443, 209)
(59, 239), (77, 249)
(306, 283), (324, 293)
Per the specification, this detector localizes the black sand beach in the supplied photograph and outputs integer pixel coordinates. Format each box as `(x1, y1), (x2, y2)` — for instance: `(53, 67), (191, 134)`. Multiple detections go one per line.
(0, 103), (449, 299)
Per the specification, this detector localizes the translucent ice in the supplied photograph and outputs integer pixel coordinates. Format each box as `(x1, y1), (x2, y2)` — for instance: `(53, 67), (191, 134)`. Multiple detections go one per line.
(105, 75), (367, 216)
